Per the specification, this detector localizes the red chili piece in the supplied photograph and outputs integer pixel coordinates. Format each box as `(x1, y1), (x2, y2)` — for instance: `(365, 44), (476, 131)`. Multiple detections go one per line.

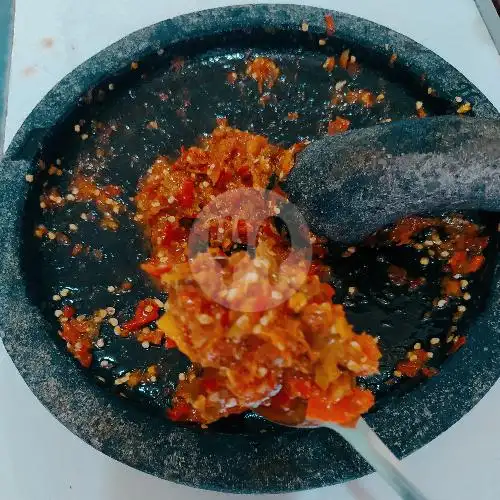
(122, 299), (160, 333)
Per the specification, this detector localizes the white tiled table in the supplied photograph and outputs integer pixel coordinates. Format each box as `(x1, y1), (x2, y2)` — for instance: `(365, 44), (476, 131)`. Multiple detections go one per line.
(1, 1), (499, 499)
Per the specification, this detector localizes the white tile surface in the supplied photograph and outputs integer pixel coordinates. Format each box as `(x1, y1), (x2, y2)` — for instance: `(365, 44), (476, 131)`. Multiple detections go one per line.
(2, 1), (499, 499)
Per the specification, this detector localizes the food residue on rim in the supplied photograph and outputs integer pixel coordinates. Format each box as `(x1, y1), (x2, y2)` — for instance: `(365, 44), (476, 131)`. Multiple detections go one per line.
(41, 37), (55, 49)
(22, 66), (38, 77)
(324, 13), (336, 36)
(328, 116), (351, 135)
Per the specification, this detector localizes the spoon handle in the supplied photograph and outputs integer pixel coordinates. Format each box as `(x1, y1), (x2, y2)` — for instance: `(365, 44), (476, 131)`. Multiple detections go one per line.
(328, 418), (430, 500)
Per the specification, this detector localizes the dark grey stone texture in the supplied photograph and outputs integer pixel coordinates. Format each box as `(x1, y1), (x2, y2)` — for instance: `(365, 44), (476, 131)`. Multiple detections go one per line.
(286, 116), (500, 243)
(0, 4), (499, 493)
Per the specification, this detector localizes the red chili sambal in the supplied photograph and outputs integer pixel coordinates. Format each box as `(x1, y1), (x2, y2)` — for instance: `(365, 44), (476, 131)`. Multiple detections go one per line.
(135, 123), (381, 427)
(159, 245), (381, 426)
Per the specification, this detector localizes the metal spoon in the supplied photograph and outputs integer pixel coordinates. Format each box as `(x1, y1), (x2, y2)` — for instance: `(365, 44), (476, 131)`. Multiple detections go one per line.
(284, 116), (500, 244)
(330, 418), (429, 500)
(262, 412), (431, 500)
